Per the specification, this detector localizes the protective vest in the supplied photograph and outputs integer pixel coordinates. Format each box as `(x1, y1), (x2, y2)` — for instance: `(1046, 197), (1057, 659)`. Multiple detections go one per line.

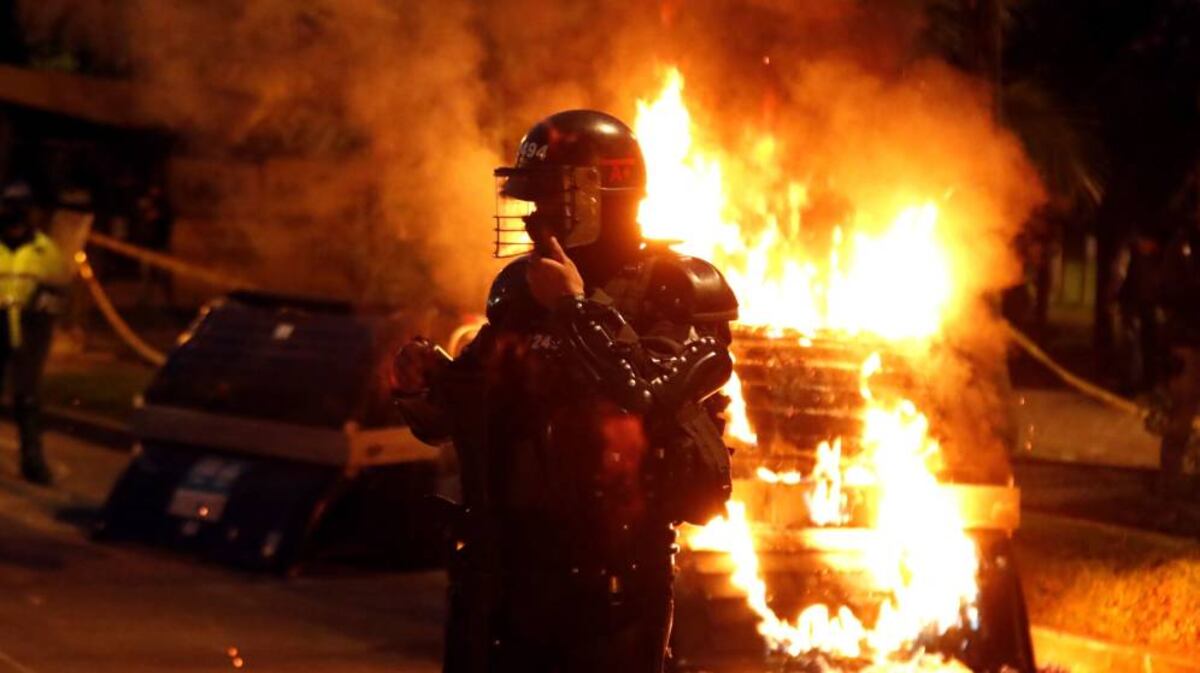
(474, 246), (738, 528)
(0, 231), (67, 348)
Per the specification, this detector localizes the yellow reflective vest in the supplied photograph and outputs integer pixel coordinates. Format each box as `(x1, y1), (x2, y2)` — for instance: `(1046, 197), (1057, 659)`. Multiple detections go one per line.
(0, 231), (67, 348)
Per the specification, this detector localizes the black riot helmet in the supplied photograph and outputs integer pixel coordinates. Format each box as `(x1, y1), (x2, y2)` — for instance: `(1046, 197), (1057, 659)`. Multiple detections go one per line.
(494, 110), (647, 258)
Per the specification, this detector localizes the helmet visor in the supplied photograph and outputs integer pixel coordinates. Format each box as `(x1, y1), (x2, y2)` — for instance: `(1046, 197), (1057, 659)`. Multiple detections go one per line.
(493, 187), (535, 258)
(492, 166), (601, 258)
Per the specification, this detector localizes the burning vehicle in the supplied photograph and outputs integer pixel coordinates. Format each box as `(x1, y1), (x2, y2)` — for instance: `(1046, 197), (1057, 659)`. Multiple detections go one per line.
(628, 70), (1035, 672)
(672, 335), (1031, 673)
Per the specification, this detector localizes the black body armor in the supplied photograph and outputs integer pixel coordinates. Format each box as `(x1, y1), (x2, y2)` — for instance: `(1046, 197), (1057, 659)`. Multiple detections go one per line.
(404, 245), (737, 673)
(451, 244), (737, 526)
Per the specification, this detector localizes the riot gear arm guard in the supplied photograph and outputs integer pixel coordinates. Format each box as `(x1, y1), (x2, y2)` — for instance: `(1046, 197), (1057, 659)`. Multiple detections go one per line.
(549, 251), (739, 524)
(550, 293), (737, 524)
(549, 251), (738, 416)
(550, 295), (732, 415)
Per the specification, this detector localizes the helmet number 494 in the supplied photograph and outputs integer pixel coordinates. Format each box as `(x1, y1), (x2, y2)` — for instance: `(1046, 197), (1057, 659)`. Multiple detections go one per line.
(520, 142), (549, 161)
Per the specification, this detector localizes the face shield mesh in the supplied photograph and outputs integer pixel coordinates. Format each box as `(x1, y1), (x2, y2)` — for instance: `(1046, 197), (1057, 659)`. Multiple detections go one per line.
(492, 167), (601, 258)
(493, 179), (535, 258)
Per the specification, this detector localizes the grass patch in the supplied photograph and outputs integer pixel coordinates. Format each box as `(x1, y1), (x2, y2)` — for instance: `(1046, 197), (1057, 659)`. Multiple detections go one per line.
(41, 358), (156, 423)
(1015, 511), (1200, 657)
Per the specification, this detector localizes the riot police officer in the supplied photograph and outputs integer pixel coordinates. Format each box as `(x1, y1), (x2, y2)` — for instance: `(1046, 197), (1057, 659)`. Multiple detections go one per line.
(393, 110), (738, 672)
(0, 181), (67, 485)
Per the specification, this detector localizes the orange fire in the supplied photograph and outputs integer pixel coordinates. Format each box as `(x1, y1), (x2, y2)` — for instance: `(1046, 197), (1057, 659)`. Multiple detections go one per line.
(637, 68), (955, 340)
(638, 68), (982, 669)
(685, 355), (979, 666)
(723, 353), (757, 446)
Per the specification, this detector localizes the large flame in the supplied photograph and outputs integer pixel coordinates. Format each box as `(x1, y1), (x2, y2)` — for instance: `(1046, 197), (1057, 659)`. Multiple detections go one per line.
(722, 353), (757, 446)
(637, 68), (954, 340)
(639, 69), (981, 669)
(686, 355), (979, 666)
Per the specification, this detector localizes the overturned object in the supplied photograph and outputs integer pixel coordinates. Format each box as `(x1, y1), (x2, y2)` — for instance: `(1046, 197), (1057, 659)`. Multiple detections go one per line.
(99, 292), (442, 570)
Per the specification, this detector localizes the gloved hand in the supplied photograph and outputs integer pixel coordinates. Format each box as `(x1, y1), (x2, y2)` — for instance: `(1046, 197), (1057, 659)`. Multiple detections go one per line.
(391, 337), (450, 397)
(526, 236), (584, 309)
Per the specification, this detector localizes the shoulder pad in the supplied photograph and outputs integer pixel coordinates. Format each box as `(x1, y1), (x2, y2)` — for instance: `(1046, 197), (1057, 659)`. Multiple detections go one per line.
(486, 257), (541, 325)
(644, 250), (738, 324)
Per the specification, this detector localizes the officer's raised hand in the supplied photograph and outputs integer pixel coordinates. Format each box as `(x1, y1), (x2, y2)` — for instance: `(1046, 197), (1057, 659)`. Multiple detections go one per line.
(526, 236), (585, 309)
(391, 338), (443, 397)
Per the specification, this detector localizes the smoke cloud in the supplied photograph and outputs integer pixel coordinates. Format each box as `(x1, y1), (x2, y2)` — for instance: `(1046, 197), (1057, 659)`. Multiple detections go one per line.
(118, 0), (503, 311)
(22, 1), (1043, 466)
(20, 1), (1039, 304)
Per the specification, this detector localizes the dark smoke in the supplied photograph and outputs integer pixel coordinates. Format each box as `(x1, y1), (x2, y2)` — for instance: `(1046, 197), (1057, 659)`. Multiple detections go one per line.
(21, 4), (1044, 471)
(19, 1), (1039, 301)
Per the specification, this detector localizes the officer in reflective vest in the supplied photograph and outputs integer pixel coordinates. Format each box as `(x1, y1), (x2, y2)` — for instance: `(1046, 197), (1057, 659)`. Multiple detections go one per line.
(0, 182), (67, 484)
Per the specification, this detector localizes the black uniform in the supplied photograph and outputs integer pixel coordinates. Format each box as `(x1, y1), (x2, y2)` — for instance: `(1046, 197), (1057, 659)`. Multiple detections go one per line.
(395, 107), (737, 671)
(405, 243), (737, 673)
(1155, 224), (1200, 496)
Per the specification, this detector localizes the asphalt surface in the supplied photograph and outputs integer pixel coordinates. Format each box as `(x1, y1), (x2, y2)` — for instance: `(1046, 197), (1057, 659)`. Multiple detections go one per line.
(1012, 388), (1200, 537)
(0, 389), (1193, 673)
(0, 426), (445, 673)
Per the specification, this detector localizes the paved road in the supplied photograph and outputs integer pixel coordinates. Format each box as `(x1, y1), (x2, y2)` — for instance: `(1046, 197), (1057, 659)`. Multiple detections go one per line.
(1013, 388), (1159, 469)
(0, 387), (1187, 673)
(0, 427), (445, 673)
